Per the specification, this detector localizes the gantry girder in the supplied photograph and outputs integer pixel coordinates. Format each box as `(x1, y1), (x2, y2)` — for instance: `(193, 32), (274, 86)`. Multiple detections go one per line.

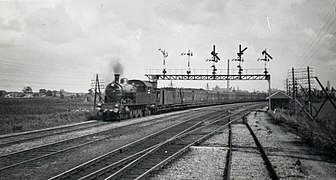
(145, 74), (270, 81)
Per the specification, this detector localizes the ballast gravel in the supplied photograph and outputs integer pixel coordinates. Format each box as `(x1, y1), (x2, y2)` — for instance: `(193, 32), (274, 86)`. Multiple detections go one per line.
(247, 110), (336, 180)
(231, 124), (269, 180)
(151, 126), (230, 179)
(152, 147), (227, 180)
(0, 110), (194, 156)
(1, 115), (189, 180)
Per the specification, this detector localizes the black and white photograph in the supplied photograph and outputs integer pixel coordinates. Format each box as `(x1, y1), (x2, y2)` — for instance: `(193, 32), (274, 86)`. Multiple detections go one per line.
(0, 0), (335, 179)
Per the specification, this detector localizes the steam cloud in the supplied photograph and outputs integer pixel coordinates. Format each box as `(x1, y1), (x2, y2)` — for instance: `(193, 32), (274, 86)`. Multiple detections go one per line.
(112, 61), (124, 74)
(104, 57), (124, 83)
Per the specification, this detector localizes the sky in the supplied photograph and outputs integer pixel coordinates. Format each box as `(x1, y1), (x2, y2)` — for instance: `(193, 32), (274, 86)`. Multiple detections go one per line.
(0, 0), (335, 92)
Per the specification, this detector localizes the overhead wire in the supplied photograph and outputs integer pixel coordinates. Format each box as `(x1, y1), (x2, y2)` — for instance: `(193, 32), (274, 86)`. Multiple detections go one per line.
(296, 7), (336, 67)
(0, 57), (101, 90)
(297, 5), (336, 67)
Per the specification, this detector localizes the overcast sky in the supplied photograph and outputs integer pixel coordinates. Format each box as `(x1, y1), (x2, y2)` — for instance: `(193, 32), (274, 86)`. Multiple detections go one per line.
(0, 0), (335, 92)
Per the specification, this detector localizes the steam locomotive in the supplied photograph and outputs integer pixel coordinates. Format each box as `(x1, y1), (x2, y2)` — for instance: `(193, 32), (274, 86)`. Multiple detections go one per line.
(98, 74), (267, 120)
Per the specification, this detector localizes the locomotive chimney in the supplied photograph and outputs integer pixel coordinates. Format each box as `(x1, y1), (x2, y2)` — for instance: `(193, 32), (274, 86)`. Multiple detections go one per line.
(114, 74), (120, 83)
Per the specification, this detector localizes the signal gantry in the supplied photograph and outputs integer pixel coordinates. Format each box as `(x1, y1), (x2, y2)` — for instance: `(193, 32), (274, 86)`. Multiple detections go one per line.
(181, 50), (193, 75)
(232, 44), (247, 77)
(206, 45), (221, 75)
(257, 49), (273, 75)
(158, 48), (168, 75)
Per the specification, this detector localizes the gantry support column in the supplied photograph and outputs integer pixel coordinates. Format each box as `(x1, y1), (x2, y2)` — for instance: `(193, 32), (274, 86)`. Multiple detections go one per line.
(267, 75), (271, 111)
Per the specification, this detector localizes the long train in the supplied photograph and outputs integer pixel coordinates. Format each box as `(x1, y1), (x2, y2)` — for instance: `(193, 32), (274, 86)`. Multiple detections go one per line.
(98, 74), (267, 120)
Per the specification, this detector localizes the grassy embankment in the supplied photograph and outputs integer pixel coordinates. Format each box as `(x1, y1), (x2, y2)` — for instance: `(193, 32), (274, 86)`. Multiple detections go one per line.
(268, 100), (336, 159)
(0, 98), (97, 135)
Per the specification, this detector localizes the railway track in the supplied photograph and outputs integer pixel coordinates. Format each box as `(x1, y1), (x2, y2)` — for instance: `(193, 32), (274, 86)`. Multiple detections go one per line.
(49, 104), (262, 180)
(0, 106), (234, 172)
(0, 103), (239, 148)
(223, 116), (279, 180)
(0, 120), (105, 147)
(49, 112), (228, 180)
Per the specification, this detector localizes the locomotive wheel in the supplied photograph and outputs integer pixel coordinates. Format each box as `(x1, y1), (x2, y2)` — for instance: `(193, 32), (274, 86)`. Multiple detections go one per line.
(136, 109), (140, 117)
(134, 110), (138, 118)
(131, 110), (136, 118)
(129, 111), (133, 118)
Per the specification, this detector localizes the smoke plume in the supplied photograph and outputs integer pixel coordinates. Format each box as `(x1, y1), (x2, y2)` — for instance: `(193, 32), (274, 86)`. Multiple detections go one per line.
(103, 57), (125, 83)
(112, 61), (124, 74)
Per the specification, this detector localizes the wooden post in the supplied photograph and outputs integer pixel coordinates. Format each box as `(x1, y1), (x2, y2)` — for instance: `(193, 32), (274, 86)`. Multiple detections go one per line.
(292, 68), (295, 114)
(93, 74), (98, 112)
(286, 78), (289, 95)
(227, 59), (230, 89)
(268, 75), (271, 111)
(307, 66), (312, 116)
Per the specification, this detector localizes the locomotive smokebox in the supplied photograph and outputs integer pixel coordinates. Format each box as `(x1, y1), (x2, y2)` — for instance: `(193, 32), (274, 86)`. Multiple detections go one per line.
(114, 74), (120, 83)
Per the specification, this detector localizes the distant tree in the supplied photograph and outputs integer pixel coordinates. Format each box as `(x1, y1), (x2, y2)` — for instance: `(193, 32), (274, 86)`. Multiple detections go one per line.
(0, 90), (6, 98)
(17, 92), (25, 97)
(22, 86), (33, 93)
(52, 90), (58, 97)
(39, 89), (47, 94)
(60, 91), (64, 99)
(88, 89), (94, 95)
(45, 90), (53, 96)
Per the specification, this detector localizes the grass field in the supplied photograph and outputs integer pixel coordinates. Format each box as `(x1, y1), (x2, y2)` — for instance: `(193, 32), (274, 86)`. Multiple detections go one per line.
(0, 97), (94, 115)
(0, 97), (97, 134)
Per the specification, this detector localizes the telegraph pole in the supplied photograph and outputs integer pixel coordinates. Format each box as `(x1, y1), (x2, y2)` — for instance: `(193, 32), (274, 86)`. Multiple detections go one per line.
(292, 67), (296, 114)
(307, 66), (312, 116)
(93, 74), (103, 113)
(286, 78), (289, 95)
(227, 59), (230, 89)
(268, 75), (271, 111)
(93, 74), (98, 112)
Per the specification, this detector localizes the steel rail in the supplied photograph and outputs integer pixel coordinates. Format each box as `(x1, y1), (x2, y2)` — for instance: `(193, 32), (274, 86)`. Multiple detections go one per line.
(0, 120), (98, 140)
(223, 119), (232, 180)
(48, 109), (233, 180)
(105, 106), (259, 180)
(130, 113), (252, 180)
(132, 111), (256, 180)
(245, 121), (280, 180)
(0, 121), (106, 147)
(78, 118), (206, 180)
(0, 110), (212, 172)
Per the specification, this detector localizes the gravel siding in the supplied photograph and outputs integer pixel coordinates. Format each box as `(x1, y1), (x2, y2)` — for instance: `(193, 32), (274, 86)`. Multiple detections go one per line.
(201, 128), (229, 147)
(152, 147), (227, 180)
(231, 124), (270, 180)
(247, 111), (336, 180)
(151, 128), (229, 179)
